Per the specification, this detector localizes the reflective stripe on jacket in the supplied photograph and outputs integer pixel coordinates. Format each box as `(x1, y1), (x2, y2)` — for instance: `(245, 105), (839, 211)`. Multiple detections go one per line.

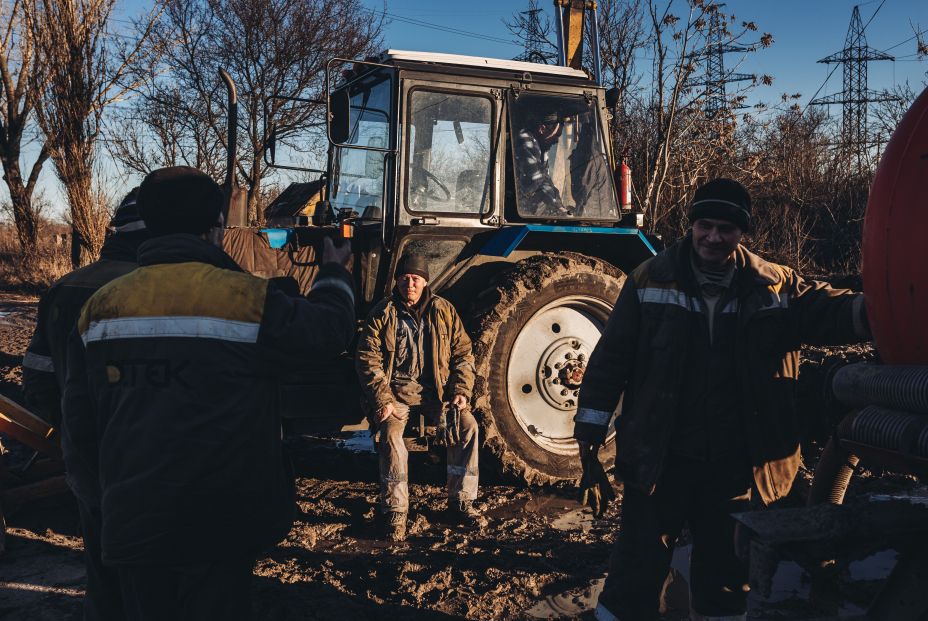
(574, 236), (868, 505)
(23, 234), (145, 427)
(356, 291), (475, 411)
(62, 233), (355, 565)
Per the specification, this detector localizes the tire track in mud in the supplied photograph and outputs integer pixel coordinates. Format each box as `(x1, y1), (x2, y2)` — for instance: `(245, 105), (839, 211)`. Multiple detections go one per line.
(252, 444), (618, 620)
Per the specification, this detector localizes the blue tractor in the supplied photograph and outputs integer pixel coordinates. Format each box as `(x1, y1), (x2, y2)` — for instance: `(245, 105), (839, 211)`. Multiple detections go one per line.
(224, 49), (655, 483)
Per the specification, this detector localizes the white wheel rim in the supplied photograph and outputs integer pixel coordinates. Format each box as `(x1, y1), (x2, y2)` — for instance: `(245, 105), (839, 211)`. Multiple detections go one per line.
(505, 294), (616, 456)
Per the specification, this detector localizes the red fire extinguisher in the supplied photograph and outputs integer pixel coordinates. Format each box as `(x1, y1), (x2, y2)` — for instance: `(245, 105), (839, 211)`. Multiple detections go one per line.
(619, 161), (632, 209)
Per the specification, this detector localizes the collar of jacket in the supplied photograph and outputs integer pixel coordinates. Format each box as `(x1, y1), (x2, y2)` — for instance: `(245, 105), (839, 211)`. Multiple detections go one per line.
(137, 233), (244, 272)
(647, 233), (782, 291)
(99, 231), (150, 263)
(391, 285), (434, 322)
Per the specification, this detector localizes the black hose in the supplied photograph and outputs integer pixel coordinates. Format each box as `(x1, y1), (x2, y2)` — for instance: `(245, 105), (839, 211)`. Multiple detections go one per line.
(843, 405), (928, 455)
(808, 434), (859, 506)
(832, 364), (928, 414)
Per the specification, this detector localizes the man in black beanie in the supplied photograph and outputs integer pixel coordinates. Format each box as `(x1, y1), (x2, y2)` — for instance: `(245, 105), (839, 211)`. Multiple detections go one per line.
(61, 166), (355, 620)
(574, 178), (871, 621)
(356, 253), (481, 541)
(23, 188), (148, 621)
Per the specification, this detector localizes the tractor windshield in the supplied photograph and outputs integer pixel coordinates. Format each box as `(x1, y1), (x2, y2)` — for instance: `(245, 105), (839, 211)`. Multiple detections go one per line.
(509, 93), (618, 221)
(329, 71), (392, 219)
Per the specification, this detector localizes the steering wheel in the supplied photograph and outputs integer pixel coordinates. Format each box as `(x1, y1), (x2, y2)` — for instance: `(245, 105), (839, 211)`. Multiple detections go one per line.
(411, 166), (451, 202)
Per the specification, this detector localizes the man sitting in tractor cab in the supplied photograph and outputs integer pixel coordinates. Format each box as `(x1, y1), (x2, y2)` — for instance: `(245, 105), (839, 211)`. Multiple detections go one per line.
(514, 110), (571, 217)
(356, 254), (484, 541)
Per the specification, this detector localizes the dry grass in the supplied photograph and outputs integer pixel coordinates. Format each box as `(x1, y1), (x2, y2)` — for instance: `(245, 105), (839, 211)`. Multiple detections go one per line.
(0, 223), (71, 293)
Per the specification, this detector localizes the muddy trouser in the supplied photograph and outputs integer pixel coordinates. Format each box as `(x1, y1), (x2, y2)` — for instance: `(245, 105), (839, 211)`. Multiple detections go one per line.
(77, 500), (124, 621)
(117, 558), (254, 621)
(596, 456), (752, 621)
(377, 400), (479, 513)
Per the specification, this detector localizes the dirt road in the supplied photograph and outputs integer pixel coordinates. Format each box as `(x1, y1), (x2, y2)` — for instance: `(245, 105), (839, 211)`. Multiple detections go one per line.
(0, 294), (914, 620)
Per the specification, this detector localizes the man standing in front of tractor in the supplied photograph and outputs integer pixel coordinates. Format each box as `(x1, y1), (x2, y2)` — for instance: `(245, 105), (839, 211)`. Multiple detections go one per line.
(356, 254), (482, 542)
(23, 190), (148, 621)
(61, 166), (355, 620)
(574, 178), (871, 621)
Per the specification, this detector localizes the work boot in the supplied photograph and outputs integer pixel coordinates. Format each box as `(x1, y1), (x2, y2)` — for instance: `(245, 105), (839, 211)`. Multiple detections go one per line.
(445, 500), (487, 528)
(384, 511), (407, 542)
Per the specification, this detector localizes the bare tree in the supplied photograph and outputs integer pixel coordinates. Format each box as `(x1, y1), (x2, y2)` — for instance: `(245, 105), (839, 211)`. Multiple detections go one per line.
(124, 0), (384, 226)
(25, 0), (162, 266)
(0, 0), (48, 258)
(611, 1), (772, 234)
(106, 82), (225, 178)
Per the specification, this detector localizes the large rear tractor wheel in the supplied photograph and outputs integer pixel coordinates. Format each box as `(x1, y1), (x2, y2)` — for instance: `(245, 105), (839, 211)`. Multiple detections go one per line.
(470, 253), (625, 484)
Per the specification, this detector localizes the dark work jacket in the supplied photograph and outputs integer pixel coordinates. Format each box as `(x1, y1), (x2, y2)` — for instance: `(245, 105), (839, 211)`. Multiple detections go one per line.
(667, 261), (743, 462)
(573, 236), (869, 505)
(23, 233), (147, 427)
(61, 234), (355, 566)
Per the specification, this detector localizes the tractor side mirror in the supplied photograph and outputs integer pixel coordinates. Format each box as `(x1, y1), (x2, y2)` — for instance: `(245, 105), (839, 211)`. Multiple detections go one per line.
(330, 89), (351, 145)
(605, 87), (621, 110)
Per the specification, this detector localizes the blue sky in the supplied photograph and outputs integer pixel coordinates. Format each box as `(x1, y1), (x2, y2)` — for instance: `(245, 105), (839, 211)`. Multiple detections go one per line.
(370, 0), (927, 107)
(12, 0), (928, 219)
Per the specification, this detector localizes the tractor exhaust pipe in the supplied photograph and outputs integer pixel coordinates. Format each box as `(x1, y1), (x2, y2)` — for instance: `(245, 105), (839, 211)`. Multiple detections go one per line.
(219, 69), (247, 227)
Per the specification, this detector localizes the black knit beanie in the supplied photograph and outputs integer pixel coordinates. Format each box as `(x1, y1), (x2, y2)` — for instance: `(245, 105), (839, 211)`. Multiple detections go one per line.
(689, 178), (752, 232)
(108, 187), (145, 233)
(394, 254), (430, 281)
(138, 167), (224, 236)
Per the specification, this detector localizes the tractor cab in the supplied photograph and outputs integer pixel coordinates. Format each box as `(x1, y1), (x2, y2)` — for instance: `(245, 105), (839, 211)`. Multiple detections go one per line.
(304, 50), (650, 314)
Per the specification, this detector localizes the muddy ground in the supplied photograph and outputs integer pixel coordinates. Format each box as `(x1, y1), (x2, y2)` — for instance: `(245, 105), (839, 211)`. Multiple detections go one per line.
(0, 294), (919, 620)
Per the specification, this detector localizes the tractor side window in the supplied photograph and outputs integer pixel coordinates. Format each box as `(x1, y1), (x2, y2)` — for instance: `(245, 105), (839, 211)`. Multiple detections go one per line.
(329, 73), (392, 220)
(406, 90), (492, 215)
(396, 237), (467, 285)
(509, 93), (618, 221)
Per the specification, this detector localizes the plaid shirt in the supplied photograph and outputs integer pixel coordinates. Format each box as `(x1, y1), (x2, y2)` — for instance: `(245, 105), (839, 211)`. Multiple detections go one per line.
(515, 129), (569, 216)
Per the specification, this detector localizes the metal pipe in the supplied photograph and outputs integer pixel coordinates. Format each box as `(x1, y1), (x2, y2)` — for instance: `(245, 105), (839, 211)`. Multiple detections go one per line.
(219, 69), (238, 190)
(590, 1), (602, 85)
(554, 1), (567, 67)
(832, 363), (928, 414)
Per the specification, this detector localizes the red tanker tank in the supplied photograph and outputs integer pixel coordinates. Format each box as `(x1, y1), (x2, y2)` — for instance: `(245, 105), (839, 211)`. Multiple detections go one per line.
(863, 86), (928, 364)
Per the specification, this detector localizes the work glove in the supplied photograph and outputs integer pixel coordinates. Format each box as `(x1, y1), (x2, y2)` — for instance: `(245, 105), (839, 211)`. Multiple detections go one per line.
(577, 443), (614, 518)
(436, 403), (462, 446)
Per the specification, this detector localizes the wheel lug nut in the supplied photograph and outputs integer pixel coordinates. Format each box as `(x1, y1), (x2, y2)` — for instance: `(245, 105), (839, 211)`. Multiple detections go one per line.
(554, 362), (562, 369)
(553, 378), (560, 384)
(573, 390), (580, 396)
(561, 389), (569, 396)
(578, 353), (585, 361)
(565, 352), (574, 360)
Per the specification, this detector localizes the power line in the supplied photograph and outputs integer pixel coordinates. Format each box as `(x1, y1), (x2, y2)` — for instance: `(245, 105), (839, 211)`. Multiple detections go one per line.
(804, 0), (889, 113)
(368, 9), (519, 47)
(882, 31), (928, 53)
(687, 5), (755, 119)
(809, 4), (899, 171)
